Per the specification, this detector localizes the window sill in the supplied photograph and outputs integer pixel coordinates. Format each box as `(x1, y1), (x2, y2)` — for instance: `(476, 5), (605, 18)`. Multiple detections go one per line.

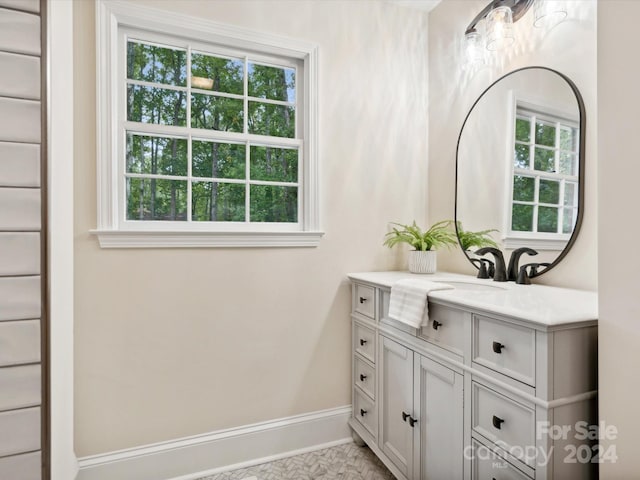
(503, 235), (568, 251)
(90, 229), (325, 248)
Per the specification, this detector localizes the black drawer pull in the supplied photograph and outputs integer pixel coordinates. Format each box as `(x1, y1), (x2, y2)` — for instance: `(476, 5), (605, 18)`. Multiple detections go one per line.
(492, 341), (505, 354)
(359, 296), (367, 304)
(492, 415), (505, 429)
(402, 411), (410, 422)
(359, 374), (367, 381)
(432, 319), (442, 330)
(408, 416), (418, 428)
(360, 408), (367, 417)
(360, 339), (367, 346)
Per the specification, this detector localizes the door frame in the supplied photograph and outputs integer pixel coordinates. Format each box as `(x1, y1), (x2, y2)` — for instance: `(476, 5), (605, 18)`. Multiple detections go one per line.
(48, 0), (78, 478)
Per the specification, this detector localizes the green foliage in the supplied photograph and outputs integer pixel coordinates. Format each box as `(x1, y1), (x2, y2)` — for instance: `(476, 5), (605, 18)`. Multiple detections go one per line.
(455, 222), (499, 251)
(383, 220), (457, 251)
(124, 40), (298, 223)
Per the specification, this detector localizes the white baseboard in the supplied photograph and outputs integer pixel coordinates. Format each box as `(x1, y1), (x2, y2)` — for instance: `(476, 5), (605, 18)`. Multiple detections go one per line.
(76, 405), (353, 480)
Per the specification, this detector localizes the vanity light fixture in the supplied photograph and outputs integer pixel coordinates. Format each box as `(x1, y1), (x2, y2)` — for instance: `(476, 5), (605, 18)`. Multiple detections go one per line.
(533, 0), (568, 29)
(485, 5), (515, 51)
(463, 0), (566, 66)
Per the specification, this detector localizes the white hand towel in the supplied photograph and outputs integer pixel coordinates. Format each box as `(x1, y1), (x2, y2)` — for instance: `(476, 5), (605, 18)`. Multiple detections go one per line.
(388, 279), (454, 329)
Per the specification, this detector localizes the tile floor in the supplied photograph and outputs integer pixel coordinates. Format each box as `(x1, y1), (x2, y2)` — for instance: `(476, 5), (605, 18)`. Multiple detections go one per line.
(197, 442), (395, 480)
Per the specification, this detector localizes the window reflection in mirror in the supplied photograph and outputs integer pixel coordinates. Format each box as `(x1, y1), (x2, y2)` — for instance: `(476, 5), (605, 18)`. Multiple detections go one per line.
(508, 104), (579, 243)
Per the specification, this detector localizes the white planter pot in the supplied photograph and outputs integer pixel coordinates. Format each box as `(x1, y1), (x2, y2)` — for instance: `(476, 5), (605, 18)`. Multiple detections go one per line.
(408, 250), (437, 274)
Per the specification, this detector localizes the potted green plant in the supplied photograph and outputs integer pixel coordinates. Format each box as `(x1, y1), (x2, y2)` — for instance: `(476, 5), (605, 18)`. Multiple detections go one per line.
(455, 221), (499, 251)
(383, 220), (457, 273)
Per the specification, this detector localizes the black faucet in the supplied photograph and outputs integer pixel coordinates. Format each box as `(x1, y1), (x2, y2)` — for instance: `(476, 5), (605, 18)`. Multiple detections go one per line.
(474, 247), (507, 282)
(507, 247), (538, 282)
(516, 262), (552, 285)
(471, 258), (492, 279)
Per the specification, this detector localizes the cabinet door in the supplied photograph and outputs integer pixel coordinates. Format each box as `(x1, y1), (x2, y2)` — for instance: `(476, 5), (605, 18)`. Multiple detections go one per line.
(414, 354), (463, 480)
(380, 336), (415, 478)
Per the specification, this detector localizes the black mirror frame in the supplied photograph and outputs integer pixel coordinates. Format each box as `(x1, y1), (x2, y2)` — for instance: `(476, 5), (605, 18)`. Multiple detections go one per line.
(454, 66), (586, 278)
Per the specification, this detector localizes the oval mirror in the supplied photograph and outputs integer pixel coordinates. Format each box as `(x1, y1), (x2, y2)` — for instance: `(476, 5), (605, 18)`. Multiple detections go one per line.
(455, 66), (585, 278)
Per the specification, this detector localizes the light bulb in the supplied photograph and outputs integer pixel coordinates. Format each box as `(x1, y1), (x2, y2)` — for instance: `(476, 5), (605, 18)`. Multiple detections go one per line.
(485, 6), (515, 52)
(463, 31), (486, 67)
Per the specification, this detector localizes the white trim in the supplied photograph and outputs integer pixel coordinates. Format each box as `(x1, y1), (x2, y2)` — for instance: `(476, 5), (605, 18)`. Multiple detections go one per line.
(503, 235), (568, 251)
(92, 229), (324, 248)
(47, 0), (78, 478)
(95, 0), (321, 247)
(76, 405), (352, 480)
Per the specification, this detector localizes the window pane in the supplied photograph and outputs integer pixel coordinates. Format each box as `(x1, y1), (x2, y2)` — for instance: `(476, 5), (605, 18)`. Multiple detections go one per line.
(248, 102), (295, 138)
(250, 146), (298, 182)
(538, 206), (559, 233)
(563, 207), (577, 234)
(534, 147), (555, 172)
(535, 121), (556, 147)
(564, 182), (578, 207)
(559, 127), (577, 152)
(515, 117), (530, 143)
(192, 181), (245, 222)
(126, 134), (187, 176)
(514, 144), (529, 169)
(513, 175), (535, 202)
(248, 63), (295, 102)
(126, 178), (187, 221)
(127, 85), (187, 126)
(190, 53), (243, 95)
(192, 141), (245, 179)
(539, 179), (560, 204)
(191, 93), (243, 132)
(250, 185), (297, 222)
(559, 152), (577, 176)
(127, 41), (186, 86)
(512, 204), (533, 232)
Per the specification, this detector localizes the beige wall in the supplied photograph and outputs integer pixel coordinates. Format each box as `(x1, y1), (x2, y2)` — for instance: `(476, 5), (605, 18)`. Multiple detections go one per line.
(74, 0), (429, 456)
(598, 2), (640, 477)
(428, 0), (597, 290)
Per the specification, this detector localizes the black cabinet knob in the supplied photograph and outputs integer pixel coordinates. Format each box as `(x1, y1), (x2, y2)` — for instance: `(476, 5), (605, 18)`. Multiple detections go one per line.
(408, 416), (418, 428)
(360, 409), (367, 417)
(402, 411), (410, 422)
(360, 339), (367, 346)
(492, 415), (505, 429)
(492, 341), (505, 354)
(432, 319), (442, 330)
(359, 296), (367, 304)
(359, 374), (367, 382)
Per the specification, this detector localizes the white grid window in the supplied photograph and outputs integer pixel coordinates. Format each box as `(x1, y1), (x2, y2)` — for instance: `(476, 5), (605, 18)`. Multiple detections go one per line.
(507, 106), (579, 245)
(94, 1), (321, 248)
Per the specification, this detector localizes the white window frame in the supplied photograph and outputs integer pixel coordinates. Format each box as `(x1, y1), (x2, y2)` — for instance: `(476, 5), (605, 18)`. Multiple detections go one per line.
(92, 0), (322, 248)
(503, 93), (580, 251)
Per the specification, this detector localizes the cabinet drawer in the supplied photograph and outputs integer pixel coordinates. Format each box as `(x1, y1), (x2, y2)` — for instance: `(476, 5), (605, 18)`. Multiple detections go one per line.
(419, 303), (465, 356)
(0, 451), (41, 480)
(0, 407), (40, 457)
(472, 382), (535, 468)
(354, 355), (375, 399)
(353, 284), (375, 319)
(0, 364), (40, 411)
(0, 319), (40, 366)
(473, 315), (535, 386)
(472, 439), (532, 480)
(354, 322), (376, 363)
(353, 387), (377, 438)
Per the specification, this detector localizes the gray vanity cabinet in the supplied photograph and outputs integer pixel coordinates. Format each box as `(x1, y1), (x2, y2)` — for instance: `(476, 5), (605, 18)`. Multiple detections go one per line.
(0, 1), (46, 479)
(379, 336), (463, 480)
(349, 273), (598, 480)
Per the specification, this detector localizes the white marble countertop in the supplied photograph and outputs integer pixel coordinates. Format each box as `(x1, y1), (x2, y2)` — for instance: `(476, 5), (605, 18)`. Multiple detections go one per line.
(348, 271), (598, 327)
